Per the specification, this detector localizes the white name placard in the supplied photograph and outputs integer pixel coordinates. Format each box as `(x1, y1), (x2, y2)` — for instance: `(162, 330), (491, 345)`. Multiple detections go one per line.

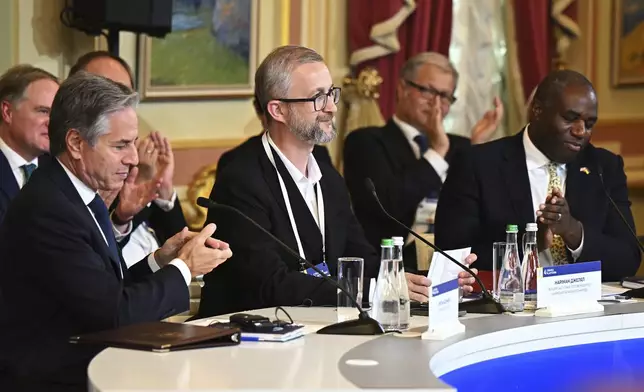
(422, 247), (470, 339)
(422, 278), (465, 340)
(535, 261), (603, 317)
(430, 278), (460, 325)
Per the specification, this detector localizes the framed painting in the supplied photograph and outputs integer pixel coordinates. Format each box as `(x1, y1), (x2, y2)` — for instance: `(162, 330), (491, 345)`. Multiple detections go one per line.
(136, 0), (259, 100)
(612, 0), (644, 86)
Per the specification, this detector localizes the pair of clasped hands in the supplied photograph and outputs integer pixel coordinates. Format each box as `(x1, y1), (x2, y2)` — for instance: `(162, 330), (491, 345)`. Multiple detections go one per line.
(536, 187), (582, 251)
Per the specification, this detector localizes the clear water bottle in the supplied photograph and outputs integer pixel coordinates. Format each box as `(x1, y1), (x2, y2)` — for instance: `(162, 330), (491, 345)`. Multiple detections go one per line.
(392, 236), (410, 330)
(498, 224), (524, 312)
(372, 239), (400, 331)
(521, 223), (540, 310)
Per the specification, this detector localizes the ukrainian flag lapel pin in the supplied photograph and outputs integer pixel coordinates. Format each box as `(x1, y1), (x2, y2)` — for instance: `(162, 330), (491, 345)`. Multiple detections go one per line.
(580, 167), (590, 175)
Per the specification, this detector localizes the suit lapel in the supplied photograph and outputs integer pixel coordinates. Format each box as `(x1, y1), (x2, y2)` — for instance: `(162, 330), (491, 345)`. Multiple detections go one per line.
(0, 150), (20, 201)
(565, 148), (594, 221)
(270, 148), (324, 262)
(502, 131), (535, 224)
(255, 137), (324, 263)
(319, 168), (335, 273)
(383, 120), (418, 168)
(257, 140), (289, 216)
(47, 160), (123, 280)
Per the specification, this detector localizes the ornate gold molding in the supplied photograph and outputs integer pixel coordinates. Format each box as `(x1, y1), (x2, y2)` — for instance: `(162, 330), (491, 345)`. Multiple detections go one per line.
(343, 67), (383, 100)
(181, 162), (219, 230)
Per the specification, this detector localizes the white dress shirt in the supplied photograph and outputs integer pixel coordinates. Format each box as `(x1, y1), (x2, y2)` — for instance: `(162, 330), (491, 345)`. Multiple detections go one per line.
(58, 159), (190, 285)
(391, 116), (446, 243)
(267, 133), (323, 227)
(117, 192), (177, 268)
(0, 136), (38, 188)
(523, 127), (584, 262)
(392, 115), (449, 182)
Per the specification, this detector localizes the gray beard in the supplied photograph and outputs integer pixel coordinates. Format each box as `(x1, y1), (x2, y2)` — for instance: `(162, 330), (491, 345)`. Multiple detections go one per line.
(289, 113), (337, 144)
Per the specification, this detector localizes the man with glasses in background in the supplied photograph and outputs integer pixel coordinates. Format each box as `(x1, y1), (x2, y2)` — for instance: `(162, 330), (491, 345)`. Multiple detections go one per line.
(343, 52), (503, 270)
(196, 46), (479, 317)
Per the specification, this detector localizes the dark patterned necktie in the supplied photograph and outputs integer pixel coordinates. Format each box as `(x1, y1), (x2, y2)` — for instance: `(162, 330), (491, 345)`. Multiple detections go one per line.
(413, 134), (429, 155)
(21, 163), (37, 183)
(87, 194), (123, 277)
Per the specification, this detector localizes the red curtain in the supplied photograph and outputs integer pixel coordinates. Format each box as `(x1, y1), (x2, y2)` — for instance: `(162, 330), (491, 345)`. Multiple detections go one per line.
(513, 0), (553, 101)
(348, 0), (453, 119)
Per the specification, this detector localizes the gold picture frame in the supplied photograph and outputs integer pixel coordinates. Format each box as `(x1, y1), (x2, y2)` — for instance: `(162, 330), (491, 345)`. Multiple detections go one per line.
(612, 0), (644, 86)
(136, 0), (259, 100)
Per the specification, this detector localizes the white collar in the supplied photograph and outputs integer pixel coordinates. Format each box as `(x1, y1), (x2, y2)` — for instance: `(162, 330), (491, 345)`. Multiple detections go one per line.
(523, 125), (565, 171)
(392, 115), (422, 145)
(57, 158), (98, 206)
(266, 132), (322, 184)
(0, 136), (37, 171)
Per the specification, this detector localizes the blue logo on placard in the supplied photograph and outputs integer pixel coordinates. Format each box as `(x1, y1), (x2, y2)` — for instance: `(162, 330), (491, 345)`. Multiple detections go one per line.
(432, 279), (459, 297)
(543, 268), (557, 276)
(542, 261), (601, 278)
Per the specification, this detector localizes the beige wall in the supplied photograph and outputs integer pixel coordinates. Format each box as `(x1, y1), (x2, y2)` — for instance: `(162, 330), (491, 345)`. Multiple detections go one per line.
(566, 0), (644, 270)
(567, 0), (644, 121)
(1, 0), (349, 226)
(1, 0), (348, 169)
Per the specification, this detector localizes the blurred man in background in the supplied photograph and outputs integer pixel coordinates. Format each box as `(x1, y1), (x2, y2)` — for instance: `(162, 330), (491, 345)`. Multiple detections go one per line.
(0, 65), (58, 223)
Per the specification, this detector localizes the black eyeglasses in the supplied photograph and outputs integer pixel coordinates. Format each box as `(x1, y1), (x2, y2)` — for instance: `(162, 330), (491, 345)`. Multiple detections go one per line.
(276, 87), (341, 112)
(404, 79), (457, 105)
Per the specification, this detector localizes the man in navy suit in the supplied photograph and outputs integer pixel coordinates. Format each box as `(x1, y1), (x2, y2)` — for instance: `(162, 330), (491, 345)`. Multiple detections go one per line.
(0, 72), (232, 391)
(435, 70), (640, 281)
(0, 65), (59, 223)
(69, 51), (188, 267)
(343, 52), (503, 269)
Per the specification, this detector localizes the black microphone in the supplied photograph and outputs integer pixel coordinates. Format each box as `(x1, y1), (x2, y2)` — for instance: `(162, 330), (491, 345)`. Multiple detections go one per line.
(593, 159), (644, 255)
(588, 151), (644, 298)
(364, 178), (504, 314)
(196, 197), (384, 335)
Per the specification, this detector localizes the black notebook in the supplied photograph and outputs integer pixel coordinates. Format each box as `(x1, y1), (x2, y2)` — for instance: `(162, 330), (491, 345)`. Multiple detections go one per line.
(70, 321), (241, 353)
(621, 276), (644, 290)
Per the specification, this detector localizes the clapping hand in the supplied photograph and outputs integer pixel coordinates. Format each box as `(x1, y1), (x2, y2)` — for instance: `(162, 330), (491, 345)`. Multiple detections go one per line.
(423, 95), (450, 157)
(471, 97), (504, 144)
(149, 131), (175, 201)
(536, 188), (583, 248)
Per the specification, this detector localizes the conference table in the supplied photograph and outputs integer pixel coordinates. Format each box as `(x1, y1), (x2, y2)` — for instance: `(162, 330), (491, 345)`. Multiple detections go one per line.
(88, 286), (644, 391)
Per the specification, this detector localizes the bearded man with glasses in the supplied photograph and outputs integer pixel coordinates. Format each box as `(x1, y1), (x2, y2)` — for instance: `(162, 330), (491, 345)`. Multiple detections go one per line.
(196, 46), (479, 317)
(343, 52), (504, 270)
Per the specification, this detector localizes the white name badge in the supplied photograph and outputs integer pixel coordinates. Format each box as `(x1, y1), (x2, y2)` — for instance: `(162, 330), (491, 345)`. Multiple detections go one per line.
(535, 261), (603, 317)
(422, 278), (465, 340)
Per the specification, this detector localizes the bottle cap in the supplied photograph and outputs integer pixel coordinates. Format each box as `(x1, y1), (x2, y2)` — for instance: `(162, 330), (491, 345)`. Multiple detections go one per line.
(526, 223), (538, 231)
(381, 239), (394, 246)
(506, 224), (518, 233)
(391, 236), (404, 245)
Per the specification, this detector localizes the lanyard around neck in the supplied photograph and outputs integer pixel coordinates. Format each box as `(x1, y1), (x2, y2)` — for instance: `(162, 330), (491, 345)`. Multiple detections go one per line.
(261, 132), (325, 263)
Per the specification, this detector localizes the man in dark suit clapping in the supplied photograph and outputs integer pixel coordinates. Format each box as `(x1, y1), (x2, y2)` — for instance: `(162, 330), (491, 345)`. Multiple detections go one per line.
(343, 52), (503, 269)
(435, 69), (640, 281)
(0, 72), (232, 391)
